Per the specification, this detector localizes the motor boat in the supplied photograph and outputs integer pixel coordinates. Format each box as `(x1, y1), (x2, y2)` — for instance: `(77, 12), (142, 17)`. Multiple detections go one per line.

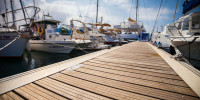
(168, 12), (200, 68)
(151, 25), (173, 48)
(29, 18), (76, 53)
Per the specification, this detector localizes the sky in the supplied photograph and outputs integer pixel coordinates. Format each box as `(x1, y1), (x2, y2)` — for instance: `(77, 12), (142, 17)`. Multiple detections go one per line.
(0, 0), (188, 33)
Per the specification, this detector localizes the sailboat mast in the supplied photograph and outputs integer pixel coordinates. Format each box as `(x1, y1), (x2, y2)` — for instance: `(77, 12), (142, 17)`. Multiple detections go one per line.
(3, 0), (9, 30)
(136, 0), (138, 22)
(96, 0), (99, 24)
(10, 0), (16, 29)
(19, 0), (27, 25)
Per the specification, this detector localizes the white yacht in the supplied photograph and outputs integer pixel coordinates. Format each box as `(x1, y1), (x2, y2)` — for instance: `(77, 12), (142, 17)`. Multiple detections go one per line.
(114, 18), (146, 42)
(168, 12), (200, 68)
(151, 25), (173, 48)
(75, 22), (111, 49)
(91, 23), (122, 46)
(29, 19), (76, 53)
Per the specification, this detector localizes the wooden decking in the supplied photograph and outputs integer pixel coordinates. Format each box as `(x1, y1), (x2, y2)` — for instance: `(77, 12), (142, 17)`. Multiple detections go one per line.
(0, 42), (199, 100)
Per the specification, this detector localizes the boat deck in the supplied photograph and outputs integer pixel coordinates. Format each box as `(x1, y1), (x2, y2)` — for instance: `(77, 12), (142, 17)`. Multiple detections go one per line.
(0, 42), (199, 100)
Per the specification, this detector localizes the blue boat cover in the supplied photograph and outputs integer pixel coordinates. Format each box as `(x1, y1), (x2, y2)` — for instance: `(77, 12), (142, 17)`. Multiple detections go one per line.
(183, 0), (200, 14)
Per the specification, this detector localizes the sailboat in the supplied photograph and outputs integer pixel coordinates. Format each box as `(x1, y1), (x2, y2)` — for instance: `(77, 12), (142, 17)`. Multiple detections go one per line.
(69, 19), (92, 50)
(95, 23), (122, 46)
(0, 0), (39, 57)
(114, 0), (146, 42)
(167, 0), (200, 68)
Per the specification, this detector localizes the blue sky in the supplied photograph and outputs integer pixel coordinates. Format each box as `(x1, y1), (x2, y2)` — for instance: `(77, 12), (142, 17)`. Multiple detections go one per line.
(26, 0), (193, 33)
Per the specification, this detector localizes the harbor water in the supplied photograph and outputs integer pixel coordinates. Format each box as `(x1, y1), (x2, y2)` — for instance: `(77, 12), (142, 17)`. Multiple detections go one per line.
(0, 50), (97, 79)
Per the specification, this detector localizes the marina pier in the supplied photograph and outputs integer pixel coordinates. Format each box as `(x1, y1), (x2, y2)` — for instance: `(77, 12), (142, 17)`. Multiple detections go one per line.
(0, 42), (199, 99)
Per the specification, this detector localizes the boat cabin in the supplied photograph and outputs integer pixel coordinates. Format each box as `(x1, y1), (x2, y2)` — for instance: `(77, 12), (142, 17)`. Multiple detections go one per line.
(174, 12), (200, 37)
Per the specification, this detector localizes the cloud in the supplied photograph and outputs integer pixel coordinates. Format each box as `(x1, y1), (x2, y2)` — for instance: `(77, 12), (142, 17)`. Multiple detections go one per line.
(103, 0), (129, 6)
(0, 0), (175, 33)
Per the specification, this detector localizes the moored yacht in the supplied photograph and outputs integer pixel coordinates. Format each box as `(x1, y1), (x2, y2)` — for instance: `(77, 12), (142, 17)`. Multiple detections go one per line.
(168, 12), (200, 68)
(114, 18), (146, 42)
(151, 25), (173, 48)
(29, 17), (76, 53)
(0, 0), (39, 57)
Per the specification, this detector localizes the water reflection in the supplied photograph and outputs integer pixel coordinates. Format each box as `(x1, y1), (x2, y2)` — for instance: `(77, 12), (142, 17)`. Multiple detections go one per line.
(0, 50), (92, 78)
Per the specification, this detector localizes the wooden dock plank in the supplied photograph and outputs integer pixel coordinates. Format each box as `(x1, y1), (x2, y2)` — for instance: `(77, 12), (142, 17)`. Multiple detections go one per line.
(83, 61), (181, 80)
(28, 83), (67, 100)
(6, 92), (23, 100)
(34, 79), (82, 100)
(0, 94), (14, 100)
(1, 42), (199, 99)
(70, 68), (195, 96)
(24, 85), (57, 100)
(87, 60), (177, 76)
(18, 86), (48, 100)
(35, 78), (111, 100)
(78, 64), (187, 87)
(50, 73), (157, 100)
(92, 58), (174, 72)
(59, 71), (198, 100)
(97, 55), (168, 65)
(14, 88), (39, 100)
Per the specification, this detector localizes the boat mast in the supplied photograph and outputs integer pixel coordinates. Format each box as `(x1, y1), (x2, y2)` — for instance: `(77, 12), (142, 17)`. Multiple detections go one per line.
(136, 0), (138, 22)
(10, 0), (16, 29)
(3, 0), (9, 30)
(19, 0), (27, 25)
(96, 0), (99, 24)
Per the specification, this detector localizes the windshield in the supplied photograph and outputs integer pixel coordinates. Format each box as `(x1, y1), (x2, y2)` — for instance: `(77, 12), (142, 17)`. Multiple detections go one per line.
(182, 18), (189, 30)
(192, 15), (200, 30)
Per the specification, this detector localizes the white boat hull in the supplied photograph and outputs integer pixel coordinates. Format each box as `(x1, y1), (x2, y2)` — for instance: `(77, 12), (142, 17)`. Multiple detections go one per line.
(119, 34), (138, 41)
(29, 40), (76, 53)
(0, 32), (28, 57)
(172, 38), (200, 68)
(74, 40), (92, 50)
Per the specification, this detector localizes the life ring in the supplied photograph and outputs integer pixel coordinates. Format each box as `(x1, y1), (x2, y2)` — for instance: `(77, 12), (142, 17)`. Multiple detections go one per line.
(37, 27), (44, 35)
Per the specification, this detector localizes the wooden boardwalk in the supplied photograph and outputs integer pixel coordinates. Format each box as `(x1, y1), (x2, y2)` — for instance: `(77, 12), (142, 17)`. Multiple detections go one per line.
(0, 42), (199, 100)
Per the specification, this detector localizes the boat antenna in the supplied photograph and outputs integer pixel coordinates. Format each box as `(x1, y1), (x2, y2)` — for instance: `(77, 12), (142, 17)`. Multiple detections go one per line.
(10, 0), (16, 29)
(19, 0), (27, 25)
(96, 0), (99, 24)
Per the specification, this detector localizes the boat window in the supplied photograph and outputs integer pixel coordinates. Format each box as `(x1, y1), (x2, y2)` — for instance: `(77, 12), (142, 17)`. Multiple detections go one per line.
(176, 22), (182, 30)
(192, 15), (200, 29)
(182, 18), (189, 30)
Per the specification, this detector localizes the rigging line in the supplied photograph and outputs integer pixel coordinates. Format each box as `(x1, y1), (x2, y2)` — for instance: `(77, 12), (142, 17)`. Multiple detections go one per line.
(150, 0), (163, 38)
(73, 0), (82, 17)
(22, 1), (30, 18)
(142, 0), (150, 32)
(84, 0), (92, 23)
(129, 0), (134, 18)
(173, 0), (178, 23)
(153, 0), (164, 28)
(156, 0), (168, 26)
(19, 0), (27, 25)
